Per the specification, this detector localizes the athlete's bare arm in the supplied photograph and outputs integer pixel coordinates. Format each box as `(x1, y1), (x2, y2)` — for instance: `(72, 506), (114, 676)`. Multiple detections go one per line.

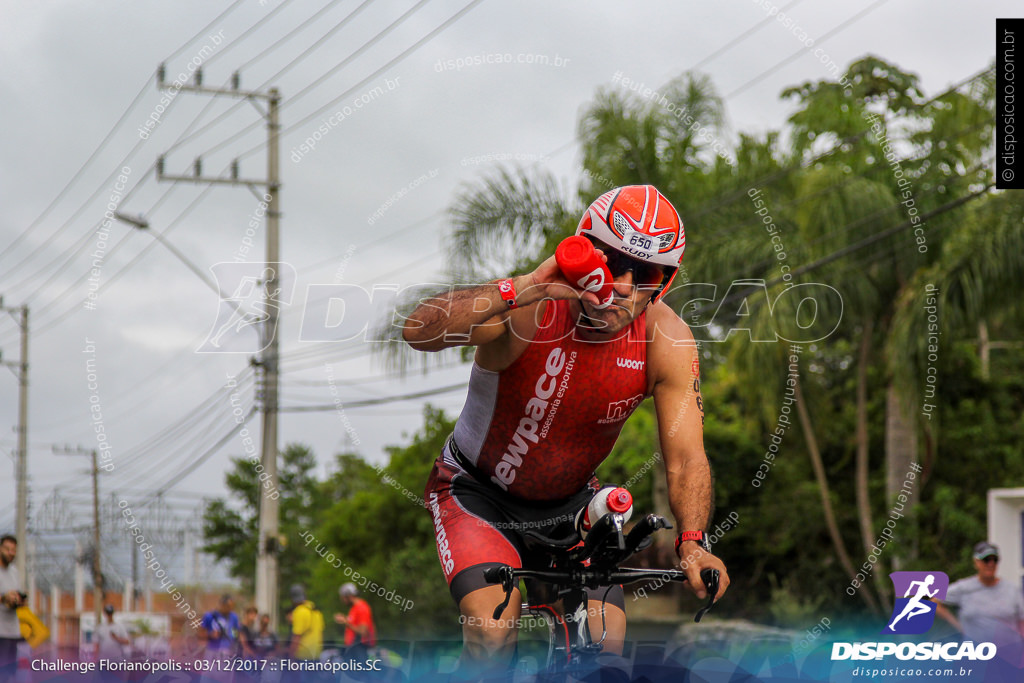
(402, 254), (600, 357)
(647, 302), (730, 601)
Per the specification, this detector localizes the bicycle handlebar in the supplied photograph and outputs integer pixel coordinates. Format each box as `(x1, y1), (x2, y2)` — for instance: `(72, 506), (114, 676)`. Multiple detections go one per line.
(482, 506), (720, 626)
(484, 565), (720, 623)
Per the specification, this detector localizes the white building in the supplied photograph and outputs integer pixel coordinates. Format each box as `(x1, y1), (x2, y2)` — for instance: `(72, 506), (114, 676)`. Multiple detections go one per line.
(987, 488), (1024, 591)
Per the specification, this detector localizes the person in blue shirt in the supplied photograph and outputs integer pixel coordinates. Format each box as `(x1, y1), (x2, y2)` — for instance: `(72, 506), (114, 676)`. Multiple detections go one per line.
(200, 594), (240, 660)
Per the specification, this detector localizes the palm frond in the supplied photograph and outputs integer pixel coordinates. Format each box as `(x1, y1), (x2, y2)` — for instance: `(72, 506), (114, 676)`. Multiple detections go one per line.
(447, 166), (576, 280)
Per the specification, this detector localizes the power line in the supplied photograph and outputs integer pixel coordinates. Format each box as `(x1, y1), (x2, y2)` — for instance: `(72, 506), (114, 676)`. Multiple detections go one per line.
(28, 166), (227, 337)
(237, 0), (350, 72)
(0, 0), (250, 279)
(200, 0), (299, 68)
(1, 0), (309, 310)
(52, 369), (254, 496)
(690, 0), (807, 73)
(32, 335), (227, 431)
(725, 0), (891, 99)
(0, 82), (152, 268)
(287, 356), (468, 386)
(0, 144), (156, 288)
(228, 0), (486, 162)
(538, 0), (878, 167)
(129, 398), (257, 494)
(154, 406), (259, 495)
(163, 0), (381, 156)
(108, 370), (256, 479)
(296, 212), (444, 276)
(280, 381), (467, 411)
(783, 184), (992, 283)
(161, 0), (248, 65)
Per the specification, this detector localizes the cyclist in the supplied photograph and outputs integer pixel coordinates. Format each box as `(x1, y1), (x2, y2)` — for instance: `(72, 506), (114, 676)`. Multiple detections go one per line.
(403, 185), (730, 678)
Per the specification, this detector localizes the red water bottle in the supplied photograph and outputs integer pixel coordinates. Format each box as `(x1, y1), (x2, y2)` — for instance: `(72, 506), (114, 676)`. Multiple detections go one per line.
(555, 236), (614, 308)
(576, 486), (633, 535)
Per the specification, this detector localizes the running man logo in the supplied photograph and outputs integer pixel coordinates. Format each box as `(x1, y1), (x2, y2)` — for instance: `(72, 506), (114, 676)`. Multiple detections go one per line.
(883, 571), (949, 635)
(198, 262), (296, 353)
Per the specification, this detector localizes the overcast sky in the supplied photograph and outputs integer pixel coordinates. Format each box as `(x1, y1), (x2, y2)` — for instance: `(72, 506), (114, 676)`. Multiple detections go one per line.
(0, 0), (1013, 537)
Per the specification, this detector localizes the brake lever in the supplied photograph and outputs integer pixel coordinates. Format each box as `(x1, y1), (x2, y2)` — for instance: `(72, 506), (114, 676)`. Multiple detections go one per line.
(489, 565), (514, 621)
(612, 512), (626, 550)
(693, 568), (720, 623)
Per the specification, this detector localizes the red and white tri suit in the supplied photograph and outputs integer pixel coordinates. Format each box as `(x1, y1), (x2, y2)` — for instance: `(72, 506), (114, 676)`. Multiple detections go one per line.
(424, 298), (650, 602)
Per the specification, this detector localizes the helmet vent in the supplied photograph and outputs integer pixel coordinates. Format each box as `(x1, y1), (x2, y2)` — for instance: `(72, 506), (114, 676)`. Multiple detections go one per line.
(612, 211), (632, 236)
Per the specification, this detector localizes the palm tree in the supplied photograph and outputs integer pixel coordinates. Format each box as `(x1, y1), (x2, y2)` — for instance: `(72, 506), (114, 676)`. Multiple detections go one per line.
(887, 188), (1024, 451)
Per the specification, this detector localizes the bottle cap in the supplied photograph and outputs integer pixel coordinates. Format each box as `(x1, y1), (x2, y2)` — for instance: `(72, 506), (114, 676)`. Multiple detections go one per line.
(607, 487), (632, 513)
(555, 235), (594, 269)
(555, 236), (614, 307)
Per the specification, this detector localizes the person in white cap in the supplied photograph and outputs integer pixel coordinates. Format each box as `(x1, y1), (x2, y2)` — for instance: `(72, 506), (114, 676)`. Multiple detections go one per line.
(334, 583), (375, 659)
(936, 541), (1024, 664)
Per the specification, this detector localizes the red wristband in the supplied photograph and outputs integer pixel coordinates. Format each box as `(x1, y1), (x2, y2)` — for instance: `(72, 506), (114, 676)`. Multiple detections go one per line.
(498, 278), (518, 309)
(676, 531), (708, 554)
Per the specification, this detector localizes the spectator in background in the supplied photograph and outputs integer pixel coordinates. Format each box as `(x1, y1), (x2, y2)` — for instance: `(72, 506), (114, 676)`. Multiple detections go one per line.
(200, 595), (240, 661)
(238, 607), (258, 659)
(936, 541), (1024, 665)
(287, 585), (323, 662)
(95, 604), (130, 660)
(333, 583), (375, 660)
(0, 535), (23, 683)
(249, 614), (277, 661)
(16, 605), (49, 683)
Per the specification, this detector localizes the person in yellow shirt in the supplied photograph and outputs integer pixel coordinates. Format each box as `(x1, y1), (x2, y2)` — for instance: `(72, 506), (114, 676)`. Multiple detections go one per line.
(287, 585), (322, 661)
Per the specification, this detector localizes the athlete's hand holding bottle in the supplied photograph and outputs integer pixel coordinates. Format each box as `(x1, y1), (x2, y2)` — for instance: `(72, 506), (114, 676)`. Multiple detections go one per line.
(516, 236), (615, 309)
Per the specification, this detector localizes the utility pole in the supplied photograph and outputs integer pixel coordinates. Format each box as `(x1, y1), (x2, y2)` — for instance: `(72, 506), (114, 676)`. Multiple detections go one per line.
(53, 445), (101, 624)
(131, 535), (139, 610)
(0, 301), (28, 585)
(154, 65), (282, 626)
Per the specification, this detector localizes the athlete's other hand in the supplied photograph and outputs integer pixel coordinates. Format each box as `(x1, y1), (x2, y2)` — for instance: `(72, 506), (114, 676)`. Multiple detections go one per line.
(677, 543), (729, 602)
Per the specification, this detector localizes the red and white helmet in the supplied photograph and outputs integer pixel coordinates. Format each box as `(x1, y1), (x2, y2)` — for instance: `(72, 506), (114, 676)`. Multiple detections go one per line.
(575, 185), (685, 299)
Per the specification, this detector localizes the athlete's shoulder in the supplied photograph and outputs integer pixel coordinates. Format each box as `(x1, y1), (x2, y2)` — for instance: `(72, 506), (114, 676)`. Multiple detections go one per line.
(645, 299), (695, 348)
(645, 300), (698, 391)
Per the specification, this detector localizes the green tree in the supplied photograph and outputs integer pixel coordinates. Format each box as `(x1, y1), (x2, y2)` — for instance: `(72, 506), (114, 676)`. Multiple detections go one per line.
(202, 443), (322, 611)
(302, 407), (460, 640)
